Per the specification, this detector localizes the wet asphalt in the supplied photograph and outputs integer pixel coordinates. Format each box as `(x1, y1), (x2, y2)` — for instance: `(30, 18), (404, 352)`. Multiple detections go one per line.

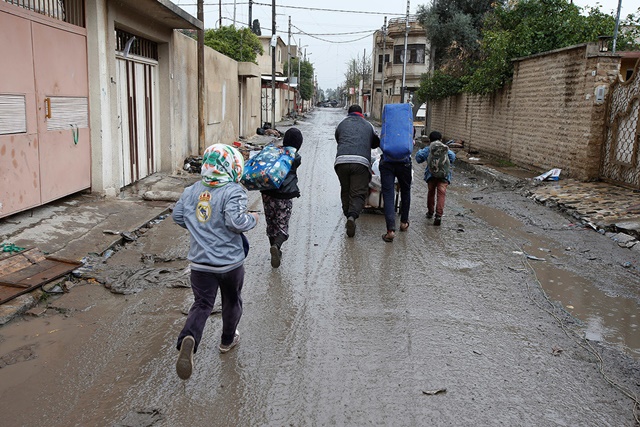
(0, 108), (638, 426)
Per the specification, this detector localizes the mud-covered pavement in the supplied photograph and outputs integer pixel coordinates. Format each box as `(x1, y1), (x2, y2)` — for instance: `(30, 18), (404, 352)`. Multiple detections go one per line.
(1, 108), (639, 426)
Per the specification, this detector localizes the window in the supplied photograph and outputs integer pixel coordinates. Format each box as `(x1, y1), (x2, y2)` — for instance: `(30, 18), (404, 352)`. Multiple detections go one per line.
(393, 44), (425, 64)
(3, 0), (85, 27)
(115, 29), (159, 60)
(377, 54), (390, 72)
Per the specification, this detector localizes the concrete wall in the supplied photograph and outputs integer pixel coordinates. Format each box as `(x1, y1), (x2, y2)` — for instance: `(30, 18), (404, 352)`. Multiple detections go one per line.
(171, 32), (262, 163)
(87, 6), (260, 196)
(257, 36), (286, 76)
(430, 43), (620, 180)
(87, 0), (177, 196)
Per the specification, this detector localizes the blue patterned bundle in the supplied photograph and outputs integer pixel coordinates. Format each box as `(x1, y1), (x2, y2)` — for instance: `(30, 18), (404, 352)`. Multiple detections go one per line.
(241, 144), (296, 190)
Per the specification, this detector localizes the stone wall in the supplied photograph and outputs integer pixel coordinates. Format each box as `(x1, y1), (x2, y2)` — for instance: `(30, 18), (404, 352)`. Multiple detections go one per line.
(430, 43), (621, 180)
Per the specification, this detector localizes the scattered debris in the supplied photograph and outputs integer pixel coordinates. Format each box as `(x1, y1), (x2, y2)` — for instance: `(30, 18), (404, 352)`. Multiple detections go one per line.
(1, 243), (25, 254)
(142, 191), (182, 202)
(183, 156), (202, 173)
(534, 168), (561, 181)
(121, 232), (137, 242)
(422, 388), (447, 396)
(552, 347), (564, 356)
(525, 254), (546, 261)
(472, 350), (482, 355)
(25, 307), (48, 317)
(42, 282), (65, 294)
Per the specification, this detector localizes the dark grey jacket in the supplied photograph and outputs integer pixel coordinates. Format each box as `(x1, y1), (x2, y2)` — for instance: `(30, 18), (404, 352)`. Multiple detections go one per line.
(334, 113), (380, 169)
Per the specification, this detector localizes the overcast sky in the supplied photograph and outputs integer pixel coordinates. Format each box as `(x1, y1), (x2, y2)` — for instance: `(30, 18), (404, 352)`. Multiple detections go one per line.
(174, 0), (631, 92)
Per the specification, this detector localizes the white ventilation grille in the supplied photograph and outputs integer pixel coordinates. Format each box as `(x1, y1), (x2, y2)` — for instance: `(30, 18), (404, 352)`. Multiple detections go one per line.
(46, 96), (88, 131)
(0, 95), (27, 135)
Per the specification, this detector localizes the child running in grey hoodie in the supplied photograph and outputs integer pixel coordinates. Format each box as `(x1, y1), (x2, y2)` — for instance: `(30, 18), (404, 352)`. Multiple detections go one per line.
(173, 144), (259, 380)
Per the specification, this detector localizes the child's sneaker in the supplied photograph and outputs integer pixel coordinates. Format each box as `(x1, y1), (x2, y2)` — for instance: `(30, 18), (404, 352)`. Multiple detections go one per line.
(426, 211), (434, 219)
(434, 215), (442, 226)
(219, 330), (240, 354)
(270, 244), (282, 268)
(176, 336), (195, 380)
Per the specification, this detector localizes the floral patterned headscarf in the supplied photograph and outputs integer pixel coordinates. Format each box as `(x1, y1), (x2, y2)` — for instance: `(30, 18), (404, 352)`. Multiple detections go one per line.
(201, 144), (244, 187)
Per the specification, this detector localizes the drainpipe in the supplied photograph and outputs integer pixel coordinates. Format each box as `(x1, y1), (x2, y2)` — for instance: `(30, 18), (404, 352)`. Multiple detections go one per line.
(198, 0), (204, 153)
(380, 16), (386, 119)
(287, 16), (291, 116)
(271, 0), (276, 128)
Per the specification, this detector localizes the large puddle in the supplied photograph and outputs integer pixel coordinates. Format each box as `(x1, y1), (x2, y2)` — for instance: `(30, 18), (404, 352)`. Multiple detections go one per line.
(460, 199), (640, 359)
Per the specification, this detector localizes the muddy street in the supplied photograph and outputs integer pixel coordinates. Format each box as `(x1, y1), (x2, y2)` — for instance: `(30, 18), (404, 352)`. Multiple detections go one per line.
(1, 108), (639, 426)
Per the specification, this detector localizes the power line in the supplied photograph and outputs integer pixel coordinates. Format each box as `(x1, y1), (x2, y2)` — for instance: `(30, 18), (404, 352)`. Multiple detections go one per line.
(252, 2), (403, 16)
(292, 29), (378, 36)
(292, 24), (375, 44)
(177, 1), (402, 15)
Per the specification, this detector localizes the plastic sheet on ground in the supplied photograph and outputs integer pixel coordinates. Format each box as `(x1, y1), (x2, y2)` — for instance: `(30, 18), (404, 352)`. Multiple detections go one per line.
(73, 255), (189, 294)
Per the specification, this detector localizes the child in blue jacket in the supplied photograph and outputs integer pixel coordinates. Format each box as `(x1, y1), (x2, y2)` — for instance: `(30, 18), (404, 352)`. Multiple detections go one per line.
(173, 144), (259, 380)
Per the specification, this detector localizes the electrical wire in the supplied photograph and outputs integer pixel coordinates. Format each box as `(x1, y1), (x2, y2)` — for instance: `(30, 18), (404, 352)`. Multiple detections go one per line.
(291, 24), (375, 44)
(252, 2), (403, 16)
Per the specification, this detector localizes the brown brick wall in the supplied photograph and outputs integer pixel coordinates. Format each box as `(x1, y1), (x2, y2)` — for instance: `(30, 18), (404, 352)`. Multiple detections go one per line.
(431, 44), (620, 180)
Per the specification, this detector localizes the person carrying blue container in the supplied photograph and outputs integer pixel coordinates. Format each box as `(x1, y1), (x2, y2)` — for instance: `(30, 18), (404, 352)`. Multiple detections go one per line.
(379, 103), (414, 242)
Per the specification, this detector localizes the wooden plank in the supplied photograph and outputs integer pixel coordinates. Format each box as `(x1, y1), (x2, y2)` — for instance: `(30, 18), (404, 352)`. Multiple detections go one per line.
(0, 255), (81, 304)
(0, 248), (46, 276)
(1, 260), (78, 286)
(0, 285), (35, 305)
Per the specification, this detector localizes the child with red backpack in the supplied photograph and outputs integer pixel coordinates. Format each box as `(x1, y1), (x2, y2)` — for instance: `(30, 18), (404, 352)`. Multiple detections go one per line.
(415, 131), (456, 226)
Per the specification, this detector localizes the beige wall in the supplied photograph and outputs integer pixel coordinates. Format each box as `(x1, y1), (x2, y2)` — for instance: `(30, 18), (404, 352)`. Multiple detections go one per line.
(257, 36), (286, 76)
(430, 43), (620, 180)
(170, 32), (261, 166)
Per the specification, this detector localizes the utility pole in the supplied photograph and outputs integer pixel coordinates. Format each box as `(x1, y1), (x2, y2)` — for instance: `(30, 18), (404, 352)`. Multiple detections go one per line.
(362, 48), (366, 112)
(271, 0), (276, 128)
(298, 38), (302, 113)
(287, 16), (291, 116)
(380, 16), (387, 120)
(197, 0), (204, 153)
(401, 0), (410, 104)
(218, 0), (222, 28)
(248, 0), (253, 27)
(612, 0), (623, 53)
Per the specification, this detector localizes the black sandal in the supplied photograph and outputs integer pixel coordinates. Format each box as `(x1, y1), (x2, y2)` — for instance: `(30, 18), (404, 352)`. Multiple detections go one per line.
(382, 232), (395, 242)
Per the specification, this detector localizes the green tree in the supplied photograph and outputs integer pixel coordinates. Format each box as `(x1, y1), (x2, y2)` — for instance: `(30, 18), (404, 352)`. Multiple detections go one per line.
(416, 0), (640, 98)
(416, 0), (495, 74)
(466, 0), (638, 94)
(203, 25), (263, 64)
(284, 58), (315, 101)
(415, 70), (465, 102)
